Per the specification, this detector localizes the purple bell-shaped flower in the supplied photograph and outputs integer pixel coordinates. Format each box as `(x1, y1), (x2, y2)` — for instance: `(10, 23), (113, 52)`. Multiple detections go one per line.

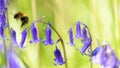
(30, 23), (41, 43)
(54, 47), (65, 65)
(0, 23), (4, 38)
(10, 28), (18, 46)
(75, 21), (82, 39)
(80, 26), (92, 54)
(67, 28), (74, 46)
(82, 26), (88, 41)
(80, 38), (92, 54)
(19, 28), (27, 48)
(43, 27), (53, 45)
(90, 46), (100, 56)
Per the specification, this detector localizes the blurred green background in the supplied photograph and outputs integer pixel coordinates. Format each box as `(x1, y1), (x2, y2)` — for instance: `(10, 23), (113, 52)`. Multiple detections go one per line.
(0, 0), (120, 68)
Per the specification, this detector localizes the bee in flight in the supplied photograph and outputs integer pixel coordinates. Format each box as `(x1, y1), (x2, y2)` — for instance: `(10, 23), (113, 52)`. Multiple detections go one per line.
(14, 12), (29, 27)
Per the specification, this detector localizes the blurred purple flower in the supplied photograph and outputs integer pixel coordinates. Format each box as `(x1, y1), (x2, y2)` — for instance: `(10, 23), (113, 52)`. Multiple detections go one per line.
(101, 45), (119, 68)
(0, 0), (6, 12)
(43, 27), (53, 45)
(0, 23), (4, 38)
(54, 47), (65, 65)
(7, 51), (20, 68)
(30, 23), (41, 44)
(90, 44), (120, 68)
(0, 44), (2, 50)
(19, 28), (27, 48)
(75, 21), (82, 39)
(67, 28), (74, 46)
(90, 45), (107, 64)
(0, 10), (7, 28)
(10, 28), (18, 46)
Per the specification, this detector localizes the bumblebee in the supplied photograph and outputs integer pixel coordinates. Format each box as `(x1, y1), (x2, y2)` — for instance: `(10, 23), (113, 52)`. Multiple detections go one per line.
(14, 12), (24, 19)
(14, 12), (29, 27)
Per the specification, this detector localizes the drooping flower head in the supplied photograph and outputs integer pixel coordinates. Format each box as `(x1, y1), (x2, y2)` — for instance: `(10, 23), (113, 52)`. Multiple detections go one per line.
(75, 21), (82, 39)
(67, 28), (74, 46)
(43, 23), (53, 45)
(0, 23), (4, 38)
(19, 28), (27, 48)
(54, 47), (65, 65)
(30, 23), (41, 43)
(10, 28), (18, 46)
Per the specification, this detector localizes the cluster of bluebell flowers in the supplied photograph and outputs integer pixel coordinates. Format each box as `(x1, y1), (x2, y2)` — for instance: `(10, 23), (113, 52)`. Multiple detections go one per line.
(68, 21), (120, 68)
(68, 21), (92, 55)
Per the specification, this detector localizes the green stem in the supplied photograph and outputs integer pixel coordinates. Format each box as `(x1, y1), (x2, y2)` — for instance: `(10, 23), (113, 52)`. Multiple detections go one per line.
(42, 22), (68, 68)
(86, 26), (93, 68)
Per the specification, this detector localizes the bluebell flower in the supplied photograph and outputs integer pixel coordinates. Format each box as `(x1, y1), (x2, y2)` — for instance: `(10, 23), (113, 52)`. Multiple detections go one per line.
(10, 28), (18, 46)
(90, 46), (100, 56)
(19, 28), (27, 48)
(90, 45), (107, 64)
(80, 38), (92, 54)
(67, 28), (74, 46)
(0, 23), (4, 38)
(0, 11), (7, 28)
(7, 51), (20, 68)
(0, 0), (6, 12)
(90, 44), (120, 68)
(75, 21), (82, 39)
(82, 26), (88, 42)
(30, 23), (41, 43)
(80, 26), (92, 54)
(43, 27), (53, 45)
(54, 47), (65, 65)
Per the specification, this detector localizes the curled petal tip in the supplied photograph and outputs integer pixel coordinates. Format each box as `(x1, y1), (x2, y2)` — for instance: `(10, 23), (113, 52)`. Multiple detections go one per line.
(43, 40), (53, 45)
(30, 38), (42, 44)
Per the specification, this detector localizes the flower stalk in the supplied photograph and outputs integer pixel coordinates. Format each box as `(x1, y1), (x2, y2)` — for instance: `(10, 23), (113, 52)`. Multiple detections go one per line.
(41, 22), (68, 68)
(81, 23), (93, 68)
